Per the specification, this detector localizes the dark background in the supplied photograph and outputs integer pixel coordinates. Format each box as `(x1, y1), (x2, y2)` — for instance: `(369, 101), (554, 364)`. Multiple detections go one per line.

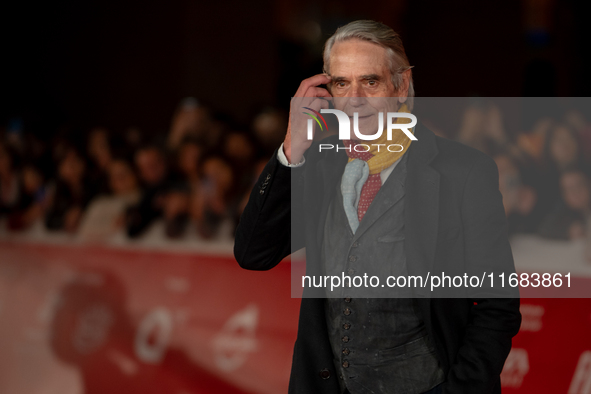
(2, 0), (590, 140)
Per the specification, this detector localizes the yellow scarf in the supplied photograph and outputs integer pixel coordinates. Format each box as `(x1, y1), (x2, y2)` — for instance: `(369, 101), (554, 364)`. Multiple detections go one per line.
(347, 103), (414, 175)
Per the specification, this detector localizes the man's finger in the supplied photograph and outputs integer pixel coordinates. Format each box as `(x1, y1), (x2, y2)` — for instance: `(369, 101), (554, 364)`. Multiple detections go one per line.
(308, 97), (330, 112)
(304, 87), (332, 99)
(294, 74), (332, 97)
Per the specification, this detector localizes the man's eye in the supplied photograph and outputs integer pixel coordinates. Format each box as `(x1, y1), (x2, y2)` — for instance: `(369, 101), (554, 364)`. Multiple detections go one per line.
(368, 80), (377, 86)
(336, 82), (346, 88)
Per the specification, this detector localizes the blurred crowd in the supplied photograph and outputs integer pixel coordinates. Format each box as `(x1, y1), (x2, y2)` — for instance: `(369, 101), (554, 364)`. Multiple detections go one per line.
(0, 98), (286, 242)
(0, 98), (590, 256)
(451, 100), (591, 261)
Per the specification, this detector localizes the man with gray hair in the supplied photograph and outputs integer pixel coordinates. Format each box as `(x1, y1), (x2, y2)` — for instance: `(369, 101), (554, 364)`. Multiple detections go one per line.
(235, 20), (521, 394)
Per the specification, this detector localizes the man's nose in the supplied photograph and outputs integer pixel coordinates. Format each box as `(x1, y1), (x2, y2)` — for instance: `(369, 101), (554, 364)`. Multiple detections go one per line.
(347, 82), (367, 107)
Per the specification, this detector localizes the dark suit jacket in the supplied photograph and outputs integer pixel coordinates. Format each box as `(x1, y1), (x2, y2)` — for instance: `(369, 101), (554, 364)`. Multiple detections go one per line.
(234, 125), (521, 394)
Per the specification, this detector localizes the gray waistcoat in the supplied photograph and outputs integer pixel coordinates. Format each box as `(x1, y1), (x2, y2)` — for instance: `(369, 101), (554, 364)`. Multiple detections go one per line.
(322, 153), (444, 394)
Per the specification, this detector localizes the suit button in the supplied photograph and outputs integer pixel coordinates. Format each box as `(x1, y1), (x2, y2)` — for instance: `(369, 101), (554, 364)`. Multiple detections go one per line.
(259, 189), (265, 195)
(348, 255), (357, 262)
(265, 174), (271, 181)
(342, 336), (349, 343)
(347, 268), (355, 275)
(319, 368), (331, 379)
(342, 348), (350, 355)
(344, 297), (352, 303)
(343, 308), (351, 316)
(342, 360), (349, 368)
(343, 323), (351, 330)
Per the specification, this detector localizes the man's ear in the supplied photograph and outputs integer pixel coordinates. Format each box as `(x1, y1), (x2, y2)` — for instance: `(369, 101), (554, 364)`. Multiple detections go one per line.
(397, 69), (412, 103)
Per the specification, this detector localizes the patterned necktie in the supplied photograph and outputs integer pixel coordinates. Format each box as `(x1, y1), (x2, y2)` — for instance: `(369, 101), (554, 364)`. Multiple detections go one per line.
(342, 104), (414, 222)
(344, 140), (382, 222)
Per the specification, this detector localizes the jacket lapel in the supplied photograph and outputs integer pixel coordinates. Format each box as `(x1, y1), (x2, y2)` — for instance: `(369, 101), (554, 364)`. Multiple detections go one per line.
(315, 139), (348, 249)
(404, 125), (440, 296)
(351, 155), (407, 243)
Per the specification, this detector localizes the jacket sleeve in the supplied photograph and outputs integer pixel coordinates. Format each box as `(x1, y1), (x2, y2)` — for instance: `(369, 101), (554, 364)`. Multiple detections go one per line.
(443, 155), (522, 394)
(233, 148), (307, 271)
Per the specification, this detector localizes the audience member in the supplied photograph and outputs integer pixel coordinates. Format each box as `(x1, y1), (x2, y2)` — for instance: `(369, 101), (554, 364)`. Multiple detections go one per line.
(565, 109), (591, 160)
(251, 108), (287, 156)
(517, 117), (551, 163)
(190, 155), (234, 239)
(493, 153), (538, 235)
(78, 159), (141, 242)
(175, 137), (205, 188)
(7, 164), (48, 231)
(86, 127), (113, 195)
(544, 123), (584, 171)
(162, 182), (191, 239)
(168, 98), (216, 151)
(536, 123), (588, 218)
(124, 145), (169, 238)
(45, 148), (93, 233)
(223, 131), (256, 205)
(457, 100), (508, 155)
(538, 169), (591, 240)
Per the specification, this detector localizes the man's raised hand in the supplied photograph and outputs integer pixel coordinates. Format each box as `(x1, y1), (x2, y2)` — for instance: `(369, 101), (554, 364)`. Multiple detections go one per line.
(284, 74), (332, 164)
